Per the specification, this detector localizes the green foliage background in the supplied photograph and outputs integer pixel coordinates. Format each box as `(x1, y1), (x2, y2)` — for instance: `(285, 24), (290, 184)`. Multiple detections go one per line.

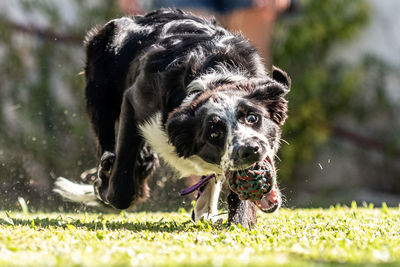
(272, 0), (371, 181)
(0, 0), (120, 209)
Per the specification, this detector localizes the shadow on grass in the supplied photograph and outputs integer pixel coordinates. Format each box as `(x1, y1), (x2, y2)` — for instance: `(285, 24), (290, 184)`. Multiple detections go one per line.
(0, 216), (202, 232)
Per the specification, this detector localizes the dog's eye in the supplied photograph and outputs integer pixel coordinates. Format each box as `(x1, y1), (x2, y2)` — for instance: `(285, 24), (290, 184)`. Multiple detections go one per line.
(246, 114), (258, 124)
(210, 131), (222, 139)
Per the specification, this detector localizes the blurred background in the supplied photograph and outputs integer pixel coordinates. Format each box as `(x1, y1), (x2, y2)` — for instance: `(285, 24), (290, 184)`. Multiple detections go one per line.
(0, 0), (399, 212)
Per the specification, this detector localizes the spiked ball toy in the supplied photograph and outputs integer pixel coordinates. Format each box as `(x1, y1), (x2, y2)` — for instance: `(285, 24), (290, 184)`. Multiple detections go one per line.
(226, 157), (275, 201)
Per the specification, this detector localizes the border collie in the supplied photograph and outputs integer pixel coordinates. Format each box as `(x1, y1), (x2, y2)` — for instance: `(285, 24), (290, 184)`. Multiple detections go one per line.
(54, 8), (290, 228)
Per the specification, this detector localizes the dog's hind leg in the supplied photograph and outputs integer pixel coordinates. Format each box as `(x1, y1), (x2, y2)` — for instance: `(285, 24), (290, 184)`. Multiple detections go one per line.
(227, 190), (258, 228)
(191, 178), (222, 222)
(94, 90), (159, 209)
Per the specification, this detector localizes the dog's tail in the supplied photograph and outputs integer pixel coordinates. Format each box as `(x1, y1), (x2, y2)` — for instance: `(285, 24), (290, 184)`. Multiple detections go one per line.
(53, 177), (107, 208)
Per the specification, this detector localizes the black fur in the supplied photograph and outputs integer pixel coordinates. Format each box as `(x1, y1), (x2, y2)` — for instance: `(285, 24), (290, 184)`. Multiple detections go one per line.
(74, 9), (290, 225)
(228, 191), (258, 228)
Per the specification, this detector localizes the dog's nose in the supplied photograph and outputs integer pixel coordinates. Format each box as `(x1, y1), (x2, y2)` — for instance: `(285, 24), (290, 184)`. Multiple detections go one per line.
(237, 143), (260, 162)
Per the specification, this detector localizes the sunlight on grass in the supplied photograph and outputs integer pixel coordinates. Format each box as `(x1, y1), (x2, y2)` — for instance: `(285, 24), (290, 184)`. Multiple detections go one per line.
(0, 207), (399, 266)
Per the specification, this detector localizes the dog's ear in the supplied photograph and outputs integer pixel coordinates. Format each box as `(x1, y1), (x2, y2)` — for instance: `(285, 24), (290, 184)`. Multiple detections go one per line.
(166, 106), (200, 158)
(247, 81), (289, 126)
(272, 66), (291, 88)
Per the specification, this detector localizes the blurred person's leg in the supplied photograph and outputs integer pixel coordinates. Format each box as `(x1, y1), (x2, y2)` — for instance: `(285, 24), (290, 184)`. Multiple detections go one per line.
(118, 0), (143, 14)
(119, 0), (219, 18)
(222, 0), (291, 66)
(149, 0), (219, 17)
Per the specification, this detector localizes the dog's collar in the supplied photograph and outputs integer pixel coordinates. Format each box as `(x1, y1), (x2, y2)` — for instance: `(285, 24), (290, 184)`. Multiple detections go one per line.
(179, 173), (216, 196)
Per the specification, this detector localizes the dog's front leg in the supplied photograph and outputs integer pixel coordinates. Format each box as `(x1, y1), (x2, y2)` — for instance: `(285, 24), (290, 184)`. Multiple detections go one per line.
(227, 191), (258, 228)
(192, 178), (222, 222)
(94, 91), (150, 210)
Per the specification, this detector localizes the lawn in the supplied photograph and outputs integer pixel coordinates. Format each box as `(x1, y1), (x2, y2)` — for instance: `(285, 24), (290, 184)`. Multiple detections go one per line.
(0, 205), (399, 266)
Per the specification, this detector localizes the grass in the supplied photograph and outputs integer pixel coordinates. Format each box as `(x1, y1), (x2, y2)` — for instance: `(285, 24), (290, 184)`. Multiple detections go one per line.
(0, 205), (399, 266)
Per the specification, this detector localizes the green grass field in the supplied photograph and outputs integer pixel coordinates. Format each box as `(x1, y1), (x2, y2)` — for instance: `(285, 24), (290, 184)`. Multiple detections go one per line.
(0, 205), (399, 266)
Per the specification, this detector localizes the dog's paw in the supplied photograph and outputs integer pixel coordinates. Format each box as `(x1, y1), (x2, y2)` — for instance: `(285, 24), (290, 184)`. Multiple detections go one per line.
(100, 151), (115, 173)
(126, 145), (159, 205)
(80, 167), (97, 182)
(137, 144), (159, 177)
(94, 151), (115, 201)
(191, 209), (227, 224)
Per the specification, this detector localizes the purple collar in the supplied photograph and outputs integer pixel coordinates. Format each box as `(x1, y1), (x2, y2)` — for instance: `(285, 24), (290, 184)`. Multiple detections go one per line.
(179, 173), (216, 196)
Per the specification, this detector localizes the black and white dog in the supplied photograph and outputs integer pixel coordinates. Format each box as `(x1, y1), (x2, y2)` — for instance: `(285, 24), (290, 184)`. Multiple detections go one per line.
(54, 9), (290, 227)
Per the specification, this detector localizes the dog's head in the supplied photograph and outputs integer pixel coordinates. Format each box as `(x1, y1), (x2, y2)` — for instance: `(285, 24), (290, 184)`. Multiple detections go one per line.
(167, 67), (290, 212)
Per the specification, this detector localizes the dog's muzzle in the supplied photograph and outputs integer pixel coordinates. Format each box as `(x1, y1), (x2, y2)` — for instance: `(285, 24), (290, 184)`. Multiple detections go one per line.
(232, 141), (266, 170)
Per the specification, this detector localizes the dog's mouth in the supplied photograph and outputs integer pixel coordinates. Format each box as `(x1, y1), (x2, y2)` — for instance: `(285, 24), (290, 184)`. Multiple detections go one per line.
(254, 184), (281, 213)
(227, 156), (281, 213)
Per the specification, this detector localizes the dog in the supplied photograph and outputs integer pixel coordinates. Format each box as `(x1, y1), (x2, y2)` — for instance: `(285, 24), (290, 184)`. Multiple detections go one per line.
(54, 8), (290, 228)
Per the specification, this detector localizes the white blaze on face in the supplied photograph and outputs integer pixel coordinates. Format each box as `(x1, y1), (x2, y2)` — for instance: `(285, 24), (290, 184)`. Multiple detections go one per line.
(214, 93), (275, 172)
(235, 122), (274, 159)
(186, 68), (247, 96)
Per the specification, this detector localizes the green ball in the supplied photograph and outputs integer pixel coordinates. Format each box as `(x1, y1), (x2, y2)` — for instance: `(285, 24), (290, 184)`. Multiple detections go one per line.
(227, 158), (274, 201)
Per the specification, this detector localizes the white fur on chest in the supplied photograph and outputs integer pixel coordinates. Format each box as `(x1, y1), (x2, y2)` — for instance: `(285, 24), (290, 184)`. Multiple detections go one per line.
(139, 113), (220, 177)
